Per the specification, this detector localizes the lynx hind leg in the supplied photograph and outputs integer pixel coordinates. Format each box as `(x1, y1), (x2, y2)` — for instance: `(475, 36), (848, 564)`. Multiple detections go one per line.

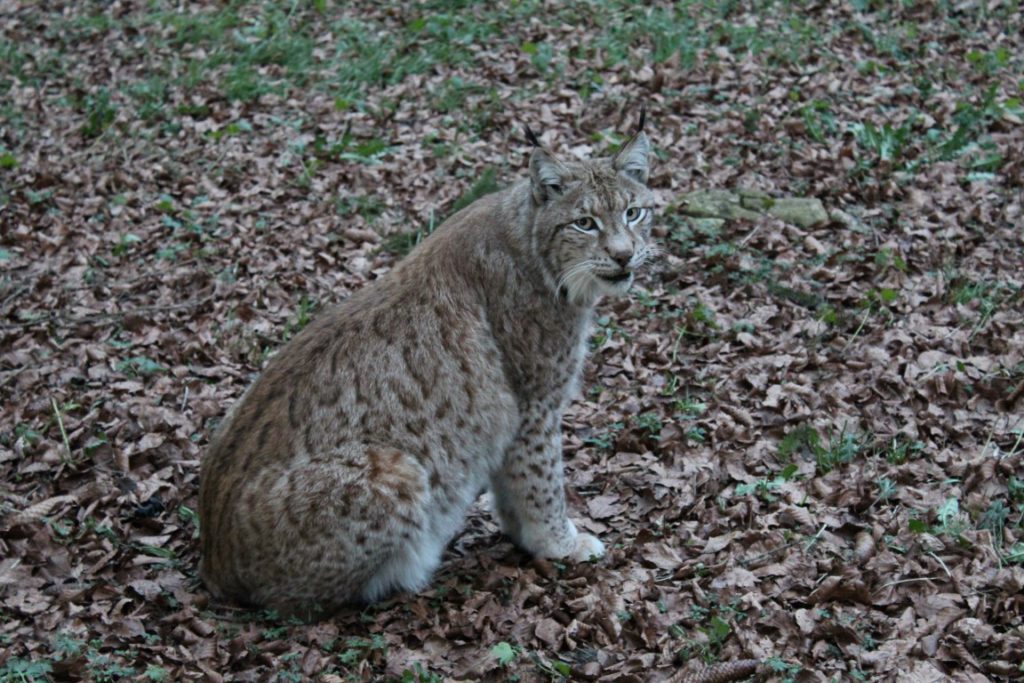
(237, 445), (434, 611)
(336, 445), (442, 602)
(358, 523), (446, 603)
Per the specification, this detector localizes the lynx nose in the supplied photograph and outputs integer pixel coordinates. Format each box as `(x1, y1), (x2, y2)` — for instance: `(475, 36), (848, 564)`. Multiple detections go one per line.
(610, 251), (632, 269)
(606, 232), (634, 270)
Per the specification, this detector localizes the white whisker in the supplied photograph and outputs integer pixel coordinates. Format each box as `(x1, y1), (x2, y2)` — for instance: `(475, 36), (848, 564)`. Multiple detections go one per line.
(634, 243), (662, 271)
(556, 260), (600, 305)
(556, 261), (595, 294)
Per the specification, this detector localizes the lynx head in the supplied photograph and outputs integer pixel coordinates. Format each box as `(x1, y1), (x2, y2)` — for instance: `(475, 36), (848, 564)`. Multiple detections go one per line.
(525, 118), (658, 307)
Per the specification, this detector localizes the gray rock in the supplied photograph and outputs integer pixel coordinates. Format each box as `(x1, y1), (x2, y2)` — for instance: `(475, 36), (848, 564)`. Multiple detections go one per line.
(679, 190), (829, 228)
(738, 189), (774, 211)
(766, 197), (829, 228)
(681, 190), (762, 221)
(687, 217), (727, 234)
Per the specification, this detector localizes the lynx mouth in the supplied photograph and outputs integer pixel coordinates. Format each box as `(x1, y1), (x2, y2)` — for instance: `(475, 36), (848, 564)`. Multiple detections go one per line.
(597, 271), (632, 284)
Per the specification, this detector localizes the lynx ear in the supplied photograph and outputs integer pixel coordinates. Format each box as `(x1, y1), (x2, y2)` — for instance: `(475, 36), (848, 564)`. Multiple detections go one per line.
(613, 131), (650, 184)
(530, 147), (568, 203)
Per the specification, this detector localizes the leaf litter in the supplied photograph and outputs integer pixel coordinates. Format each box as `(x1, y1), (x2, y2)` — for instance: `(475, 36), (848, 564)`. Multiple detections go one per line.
(1, 1), (1023, 681)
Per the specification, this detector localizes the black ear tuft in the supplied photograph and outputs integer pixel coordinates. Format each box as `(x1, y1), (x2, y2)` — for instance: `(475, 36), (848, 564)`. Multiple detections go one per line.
(637, 105), (646, 134)
(524, 124), (542, 148)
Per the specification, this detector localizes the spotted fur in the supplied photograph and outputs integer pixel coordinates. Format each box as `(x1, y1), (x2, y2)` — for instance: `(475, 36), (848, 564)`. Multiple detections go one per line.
(198, 128), (657, 617)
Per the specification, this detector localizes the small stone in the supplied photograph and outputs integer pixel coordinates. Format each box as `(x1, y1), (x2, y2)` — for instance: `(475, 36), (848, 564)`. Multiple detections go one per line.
(804, 235), (827, 255)
(829, 208), (870, 233)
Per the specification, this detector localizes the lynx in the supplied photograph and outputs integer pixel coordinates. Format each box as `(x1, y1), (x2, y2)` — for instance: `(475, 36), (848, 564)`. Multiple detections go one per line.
(198, 116), (657, 617)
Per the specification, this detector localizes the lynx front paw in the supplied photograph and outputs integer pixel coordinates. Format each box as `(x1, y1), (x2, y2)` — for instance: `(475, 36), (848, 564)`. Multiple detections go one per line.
(570, 532), (605, 561)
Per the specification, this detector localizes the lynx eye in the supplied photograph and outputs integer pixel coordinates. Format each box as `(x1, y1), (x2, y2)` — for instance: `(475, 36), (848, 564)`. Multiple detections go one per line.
(624, 207), (646, 223)
(571, 216), (598, 234)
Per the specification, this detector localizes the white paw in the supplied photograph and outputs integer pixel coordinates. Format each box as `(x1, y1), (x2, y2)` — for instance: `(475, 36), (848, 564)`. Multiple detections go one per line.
(570, 532), (605, 562)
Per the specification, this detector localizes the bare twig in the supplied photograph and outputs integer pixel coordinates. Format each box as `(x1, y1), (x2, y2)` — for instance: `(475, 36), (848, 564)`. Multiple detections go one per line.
(1006, 419), (1024, 458)
(840, 306), (872, 353)
(737, 220), (766, 246)
(927, 551), (953, 580)
(739, 538), (801, 567)
(875, 576), (938, 591)
(804, 523), (828, 552)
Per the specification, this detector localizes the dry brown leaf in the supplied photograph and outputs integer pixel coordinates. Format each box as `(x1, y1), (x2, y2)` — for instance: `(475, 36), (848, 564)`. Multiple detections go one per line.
(10, 494), (78, 525)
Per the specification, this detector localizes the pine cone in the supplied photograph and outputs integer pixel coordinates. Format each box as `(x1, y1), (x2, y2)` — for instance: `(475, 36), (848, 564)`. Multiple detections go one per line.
(671, 659), (761, 683)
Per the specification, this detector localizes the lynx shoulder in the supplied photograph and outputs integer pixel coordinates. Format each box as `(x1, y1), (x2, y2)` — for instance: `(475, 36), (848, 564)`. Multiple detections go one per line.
(198, 120), (658, 617)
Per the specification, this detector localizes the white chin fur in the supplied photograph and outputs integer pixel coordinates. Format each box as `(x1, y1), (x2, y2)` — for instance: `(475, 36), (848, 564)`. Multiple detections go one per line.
(564, 272), (633, 306)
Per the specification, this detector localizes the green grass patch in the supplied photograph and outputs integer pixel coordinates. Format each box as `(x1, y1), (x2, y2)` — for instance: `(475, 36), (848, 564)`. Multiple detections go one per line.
(80, 88), (117, 139)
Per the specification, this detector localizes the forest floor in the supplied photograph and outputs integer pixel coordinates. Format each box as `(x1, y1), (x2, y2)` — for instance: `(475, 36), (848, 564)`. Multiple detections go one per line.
(2, 1), (1023, 681)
